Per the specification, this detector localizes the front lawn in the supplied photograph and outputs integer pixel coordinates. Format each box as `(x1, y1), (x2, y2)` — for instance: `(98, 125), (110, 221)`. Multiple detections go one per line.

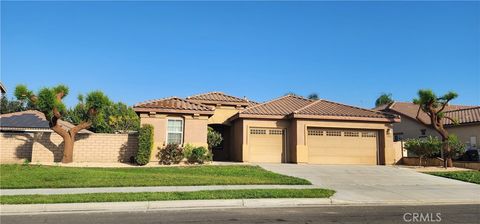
(426, 171), (480, 184)
(0, 189), (335, 204)
(0, 165), (310, 189)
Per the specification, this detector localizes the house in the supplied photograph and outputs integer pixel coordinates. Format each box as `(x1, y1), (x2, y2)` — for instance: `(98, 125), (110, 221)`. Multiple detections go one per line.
(0, 82), (6, 94)
(134, 92), (400, 165)
(0, 110), (93, 133)
(375, 102), (479, 151)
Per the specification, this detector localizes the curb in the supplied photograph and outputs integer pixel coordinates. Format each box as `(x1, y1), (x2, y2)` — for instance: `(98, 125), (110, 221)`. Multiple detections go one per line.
(0, 199), (332, 215)
(2, 198), (478, 215)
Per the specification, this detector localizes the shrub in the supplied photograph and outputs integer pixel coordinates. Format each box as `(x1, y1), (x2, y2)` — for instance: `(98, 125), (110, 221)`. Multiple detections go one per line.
(446, 135), (466, 159)
(183, 144), (195, 159)
(158, 143), (184, 165)
(404, 136), (441, 166)
(22, 159), (30, 166)
(187, 146), (212, 164)
(207, 127), (223, 150)
(135, 124), (153, 165)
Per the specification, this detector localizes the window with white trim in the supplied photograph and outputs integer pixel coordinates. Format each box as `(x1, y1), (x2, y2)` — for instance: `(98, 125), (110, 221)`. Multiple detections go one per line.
(167, 119), (184, 144)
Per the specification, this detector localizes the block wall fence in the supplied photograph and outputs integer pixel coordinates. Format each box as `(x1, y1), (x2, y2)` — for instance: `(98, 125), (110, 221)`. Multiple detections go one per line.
(0, 132), (138, 163)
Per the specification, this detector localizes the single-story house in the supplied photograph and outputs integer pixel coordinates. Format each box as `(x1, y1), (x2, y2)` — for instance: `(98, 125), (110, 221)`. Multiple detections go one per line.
(134, 92), (400, 165)
(375, 102), (479, 151)
(0, 110), (92, 133)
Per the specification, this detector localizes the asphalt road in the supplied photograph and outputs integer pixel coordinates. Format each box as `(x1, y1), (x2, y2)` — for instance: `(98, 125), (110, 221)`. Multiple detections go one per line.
(2, 204), (479, 224)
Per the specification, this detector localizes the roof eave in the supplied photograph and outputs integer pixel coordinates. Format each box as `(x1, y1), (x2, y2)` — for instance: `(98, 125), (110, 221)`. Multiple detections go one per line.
(291, 114), (400, 123)
(236, 113), (287, 120)
(134, 107), (214, 116)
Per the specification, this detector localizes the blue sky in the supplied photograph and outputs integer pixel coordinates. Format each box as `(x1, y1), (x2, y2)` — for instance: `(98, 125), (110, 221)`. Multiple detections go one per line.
(1, 1), (479, 108)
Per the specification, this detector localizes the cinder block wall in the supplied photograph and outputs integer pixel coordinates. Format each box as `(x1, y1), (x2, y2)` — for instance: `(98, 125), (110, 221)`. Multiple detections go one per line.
(0, 132), (34, 163)
(1, 132), (138, 163)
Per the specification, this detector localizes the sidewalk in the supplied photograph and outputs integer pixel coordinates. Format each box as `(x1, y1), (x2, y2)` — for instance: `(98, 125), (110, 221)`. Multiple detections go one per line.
(0, 185), (316, 196)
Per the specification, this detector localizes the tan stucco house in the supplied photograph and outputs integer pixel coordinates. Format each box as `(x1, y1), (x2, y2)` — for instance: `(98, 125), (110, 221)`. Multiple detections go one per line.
(134, 92), (400, 165)
(375, 102), (480, 151)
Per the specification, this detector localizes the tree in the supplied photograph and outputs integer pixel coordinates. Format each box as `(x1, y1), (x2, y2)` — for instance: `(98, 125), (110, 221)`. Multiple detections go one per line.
(307, 93), (319, 100)
(65, 98), (139, 134)
(413, 89), (458, 168)
(14, 84), (110, 163)
(284, 92), (298, 96)
(375, 93), (394, 107)
(1, 95), (35, 114)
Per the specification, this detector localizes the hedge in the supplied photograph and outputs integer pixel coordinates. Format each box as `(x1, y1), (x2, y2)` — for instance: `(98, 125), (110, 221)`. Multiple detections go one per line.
(135, 124), (154, 165)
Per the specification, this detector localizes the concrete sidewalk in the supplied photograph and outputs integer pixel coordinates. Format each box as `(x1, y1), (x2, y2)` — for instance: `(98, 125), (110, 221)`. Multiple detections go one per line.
(0, 185), (316, 196)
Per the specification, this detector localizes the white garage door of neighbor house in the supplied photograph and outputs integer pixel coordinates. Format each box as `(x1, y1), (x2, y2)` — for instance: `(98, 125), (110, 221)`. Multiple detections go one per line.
(249, 128), (285, 163)
(307, 128), (378, 165)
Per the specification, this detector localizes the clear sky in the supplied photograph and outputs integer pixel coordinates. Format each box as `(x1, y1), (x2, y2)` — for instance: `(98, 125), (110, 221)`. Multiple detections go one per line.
(1, 1), (479, 108)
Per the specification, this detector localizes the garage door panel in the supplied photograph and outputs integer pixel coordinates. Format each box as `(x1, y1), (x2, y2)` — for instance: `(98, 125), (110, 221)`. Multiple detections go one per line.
(249, 128), (285, 163)
(307, 128), (377, 165)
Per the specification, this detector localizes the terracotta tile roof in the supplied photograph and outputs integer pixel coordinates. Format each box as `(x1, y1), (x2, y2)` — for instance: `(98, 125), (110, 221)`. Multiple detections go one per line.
(293, 100), (398, 120)
(377, 102), (478, 125)
(443, 107), (480, 125)
(134, 97), (214, 115)
(0, 110), (93, 133)
(187, 92), (257, 107)
(240, 95), (313, 116)
(235, 95), (399, 122)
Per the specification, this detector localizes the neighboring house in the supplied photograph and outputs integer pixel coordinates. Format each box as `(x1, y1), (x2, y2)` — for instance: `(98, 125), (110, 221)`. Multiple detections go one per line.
(0, 82), (6, 95)
(375, 102), (479, 151)
(0, 110), (93, 133)
(134, 92), (400, 165)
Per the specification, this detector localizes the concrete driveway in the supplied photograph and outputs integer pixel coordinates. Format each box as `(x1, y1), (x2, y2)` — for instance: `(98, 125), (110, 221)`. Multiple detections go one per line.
(258, 164), (480, 204)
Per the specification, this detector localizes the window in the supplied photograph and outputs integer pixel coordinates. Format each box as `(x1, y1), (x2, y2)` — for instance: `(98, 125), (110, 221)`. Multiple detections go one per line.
(343, 131), (359, 137)
(361, 132), (376, 138)
(470, 136), (477, 149)
(308, 129), (323, 136)
(326, 130), (341, 136)
(394, 133), (404, 142)
(167, 119), (183, 144)
(269, 129), (284, 135)
(250, 129), (267, 135)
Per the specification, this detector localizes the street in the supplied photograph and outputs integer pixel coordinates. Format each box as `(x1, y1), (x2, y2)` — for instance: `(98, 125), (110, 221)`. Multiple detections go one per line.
(2, 204), (479, 224)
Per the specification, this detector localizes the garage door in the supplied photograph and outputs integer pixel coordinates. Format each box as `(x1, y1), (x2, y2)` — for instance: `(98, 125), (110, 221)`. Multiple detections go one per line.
(307, 128), (378, 165)
(249, 128), (285, 163)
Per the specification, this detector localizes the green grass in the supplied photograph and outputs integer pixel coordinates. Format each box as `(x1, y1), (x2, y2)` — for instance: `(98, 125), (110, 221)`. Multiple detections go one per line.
(0, 189), (335, 204)
(426, 171), (480, 184)
(0, 165), (310, 189)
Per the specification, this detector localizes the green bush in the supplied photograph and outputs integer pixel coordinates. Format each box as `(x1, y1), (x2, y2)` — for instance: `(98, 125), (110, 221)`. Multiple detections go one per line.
(158, 143), (184, 165)
(135, 124), (153, 165)
(446, 135), (466, 159)
(183, 144), (195, 159)
(404, 136), (441, 166)
(207, 127), (223, 150)
(187, 146), (212, 164)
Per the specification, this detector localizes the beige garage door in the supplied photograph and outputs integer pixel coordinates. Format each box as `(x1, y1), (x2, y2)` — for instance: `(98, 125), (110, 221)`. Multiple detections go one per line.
(307, 128), (378, 165)
(249, 128), (285, 163)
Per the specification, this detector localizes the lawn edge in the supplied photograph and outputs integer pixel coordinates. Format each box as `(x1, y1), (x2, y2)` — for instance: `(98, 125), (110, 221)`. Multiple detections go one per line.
(0, 189), (335, 205)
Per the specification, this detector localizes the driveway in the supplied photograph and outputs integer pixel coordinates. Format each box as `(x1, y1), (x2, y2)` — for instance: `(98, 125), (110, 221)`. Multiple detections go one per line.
(258, 164), (480, 204)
